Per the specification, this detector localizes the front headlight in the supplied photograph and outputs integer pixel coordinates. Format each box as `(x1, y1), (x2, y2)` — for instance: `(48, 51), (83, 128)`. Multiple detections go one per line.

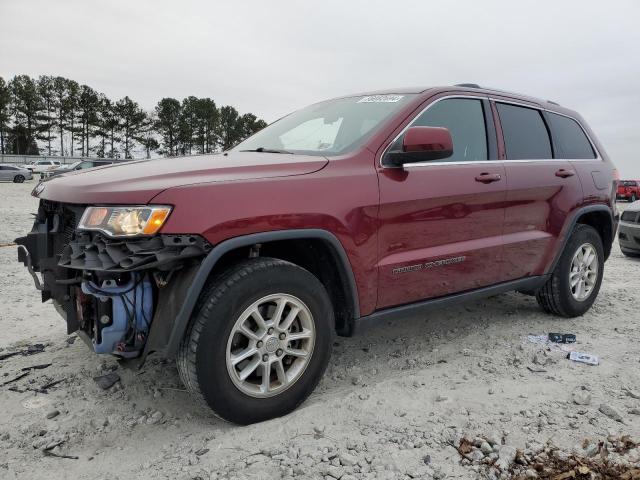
(78, 205), (172, 237)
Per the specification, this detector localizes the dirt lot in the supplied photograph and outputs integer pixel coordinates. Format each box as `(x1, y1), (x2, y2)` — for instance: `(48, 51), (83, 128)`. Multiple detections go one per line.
(1, 181), (639, 480)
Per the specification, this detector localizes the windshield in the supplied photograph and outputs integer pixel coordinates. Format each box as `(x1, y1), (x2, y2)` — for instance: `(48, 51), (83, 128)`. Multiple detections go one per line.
(621, 181), (637, 186)
(234, 94), (416, 156)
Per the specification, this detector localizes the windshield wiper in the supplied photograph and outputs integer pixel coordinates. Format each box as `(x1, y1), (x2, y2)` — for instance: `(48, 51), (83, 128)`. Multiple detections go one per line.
(239, 147), (294, 154)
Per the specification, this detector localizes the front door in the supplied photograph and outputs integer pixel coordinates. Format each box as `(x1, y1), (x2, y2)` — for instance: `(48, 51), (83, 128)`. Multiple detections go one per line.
(376, 96), (507, 309)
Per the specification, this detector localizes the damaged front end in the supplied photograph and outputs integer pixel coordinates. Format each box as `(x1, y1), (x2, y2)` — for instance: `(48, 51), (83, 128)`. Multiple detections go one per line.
(16, 200), (211, 363)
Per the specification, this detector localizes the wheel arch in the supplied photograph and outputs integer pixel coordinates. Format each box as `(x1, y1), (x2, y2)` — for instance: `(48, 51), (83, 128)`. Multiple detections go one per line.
(163, 229), (360, 358)
(548, 204), (615, 274)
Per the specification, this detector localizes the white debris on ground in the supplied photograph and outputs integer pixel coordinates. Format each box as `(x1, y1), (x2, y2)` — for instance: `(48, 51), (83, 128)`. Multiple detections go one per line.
(1, 182), (639, 480)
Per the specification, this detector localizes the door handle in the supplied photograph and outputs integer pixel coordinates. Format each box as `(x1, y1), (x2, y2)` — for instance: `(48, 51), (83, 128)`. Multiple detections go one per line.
(555, 169), (575, 178)
(475, 173), (502, 183)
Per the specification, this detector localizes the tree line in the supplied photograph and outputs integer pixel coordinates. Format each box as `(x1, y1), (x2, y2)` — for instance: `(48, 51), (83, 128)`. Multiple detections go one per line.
(0, 74), (268, 159)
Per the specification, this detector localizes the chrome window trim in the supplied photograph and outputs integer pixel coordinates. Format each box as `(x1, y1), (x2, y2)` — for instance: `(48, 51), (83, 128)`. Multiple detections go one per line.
(538, 107), (602, 162)
(379, 94), (602, 169)
(491, 97), (602, 162)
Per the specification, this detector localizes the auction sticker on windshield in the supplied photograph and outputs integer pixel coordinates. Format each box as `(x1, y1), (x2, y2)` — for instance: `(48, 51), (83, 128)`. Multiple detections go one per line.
(358, 95), (404, 103)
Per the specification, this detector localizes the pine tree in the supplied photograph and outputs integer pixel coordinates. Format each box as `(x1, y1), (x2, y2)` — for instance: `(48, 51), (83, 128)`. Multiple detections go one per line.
(154, 98), (181, 156)
(115, 96), (146, 159)
(218, 105), (241, 151)
(10, 75), (44, 155)
(0, 77), (11, 154)
(76, 85), (100, 156)
(65, 80), (79, 156)
(100, 98), (120, 158)
(138, 112), (159, 159)
(37, 76), (57, 155)
(52, 76), (69, 155)
(194, 98), (218, 153)
(238, 113), (267, 140)
(178, 96), (200, 155)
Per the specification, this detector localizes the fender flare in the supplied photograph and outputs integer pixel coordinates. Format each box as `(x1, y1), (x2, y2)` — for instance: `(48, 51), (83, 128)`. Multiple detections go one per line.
(547, 204), (616, 274)
(163, 229), (360, 357)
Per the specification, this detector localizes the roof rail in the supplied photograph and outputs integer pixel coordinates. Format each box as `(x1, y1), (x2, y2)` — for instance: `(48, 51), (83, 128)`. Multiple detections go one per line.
(547, 100), (560, 106)
(454, 83), (481, 88)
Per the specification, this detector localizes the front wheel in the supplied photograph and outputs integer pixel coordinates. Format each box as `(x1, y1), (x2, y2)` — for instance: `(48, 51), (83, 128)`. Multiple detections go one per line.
(536, 224), (604, 317)
(632, 193), (638, 202)
(13, 175), (25, 183)
(177, 257), (333, 424)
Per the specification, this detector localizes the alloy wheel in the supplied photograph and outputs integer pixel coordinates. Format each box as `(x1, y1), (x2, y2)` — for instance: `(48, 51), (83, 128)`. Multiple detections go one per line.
(225, 293), (315, 398)
(569, 243), (598, 301)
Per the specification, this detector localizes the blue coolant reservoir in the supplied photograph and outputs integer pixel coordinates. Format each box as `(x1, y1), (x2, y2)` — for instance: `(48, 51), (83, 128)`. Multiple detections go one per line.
(81, 274), (153, 356)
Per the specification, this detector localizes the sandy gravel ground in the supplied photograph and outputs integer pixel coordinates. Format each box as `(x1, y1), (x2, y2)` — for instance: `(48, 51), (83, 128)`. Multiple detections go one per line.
(0, 181), (639, 480)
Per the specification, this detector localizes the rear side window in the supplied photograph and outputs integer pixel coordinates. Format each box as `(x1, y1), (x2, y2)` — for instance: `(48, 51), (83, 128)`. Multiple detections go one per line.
(547, 113), (596, 159)
(394, 98), (488, 162)
(497, 103), (552, 160)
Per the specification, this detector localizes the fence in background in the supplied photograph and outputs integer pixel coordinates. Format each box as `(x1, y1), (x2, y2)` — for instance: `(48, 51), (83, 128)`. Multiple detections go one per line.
(0, 154), (115, 166)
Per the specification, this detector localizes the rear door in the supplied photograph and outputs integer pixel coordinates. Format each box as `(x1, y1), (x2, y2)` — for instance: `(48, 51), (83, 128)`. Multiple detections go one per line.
(0, 166), (8, 181)
(377, 95), (506, 309)
(495, 100), (583, 280)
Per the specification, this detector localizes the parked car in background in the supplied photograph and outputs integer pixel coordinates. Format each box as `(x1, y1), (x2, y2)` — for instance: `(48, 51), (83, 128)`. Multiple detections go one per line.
(0, 164), (33, 183)
(617, 180), (640, 202)
(16, 84), (617, 424)
(40, 159), (128, 180)
(619, 201), (640, 257)
(26, 160), (61, 174)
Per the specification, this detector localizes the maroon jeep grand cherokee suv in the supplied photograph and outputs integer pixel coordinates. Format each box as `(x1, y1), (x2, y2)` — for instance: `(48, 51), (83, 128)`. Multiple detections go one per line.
(17, 85), (617, 423)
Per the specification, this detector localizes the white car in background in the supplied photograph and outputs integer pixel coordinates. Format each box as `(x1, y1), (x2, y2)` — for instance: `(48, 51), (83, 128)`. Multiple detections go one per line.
(26, 160), (61, 173)
(0, 165), (33, 183)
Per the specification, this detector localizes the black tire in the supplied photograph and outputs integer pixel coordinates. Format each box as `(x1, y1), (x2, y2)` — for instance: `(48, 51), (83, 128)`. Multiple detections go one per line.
(536, 224), (604, 317)
(13, 175), (25, 183)
(632, 193), (637, 202)
(177, 257), (334, 424)
(621, 248), (640, 258)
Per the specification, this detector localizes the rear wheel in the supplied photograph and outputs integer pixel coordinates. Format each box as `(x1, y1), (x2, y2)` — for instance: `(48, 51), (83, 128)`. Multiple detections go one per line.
(13, 175), (25, 183)
(632, 193), (638, 202)
(536, 224), (604, 317)
(177, 257), (333, 424)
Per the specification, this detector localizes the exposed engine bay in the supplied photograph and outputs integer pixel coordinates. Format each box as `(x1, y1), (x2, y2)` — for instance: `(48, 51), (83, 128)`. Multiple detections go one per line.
(16, 200), (211, 361)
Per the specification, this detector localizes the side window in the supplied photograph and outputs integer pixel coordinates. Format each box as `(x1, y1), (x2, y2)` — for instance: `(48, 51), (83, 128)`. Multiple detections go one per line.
(547, 113), (596, 159)
(497, 103), (552, 160)
(392, 98), (488, 162)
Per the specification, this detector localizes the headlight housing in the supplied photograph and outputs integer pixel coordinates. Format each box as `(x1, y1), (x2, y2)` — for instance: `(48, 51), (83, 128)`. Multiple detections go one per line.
(78, 205), (172, 237)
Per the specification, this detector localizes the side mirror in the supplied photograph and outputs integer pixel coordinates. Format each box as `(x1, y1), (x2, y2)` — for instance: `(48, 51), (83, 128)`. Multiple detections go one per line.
(384, 126), (453, 167)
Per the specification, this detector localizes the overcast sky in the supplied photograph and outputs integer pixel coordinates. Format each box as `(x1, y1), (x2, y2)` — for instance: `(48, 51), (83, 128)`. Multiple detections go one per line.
(1, 0), (639, 175)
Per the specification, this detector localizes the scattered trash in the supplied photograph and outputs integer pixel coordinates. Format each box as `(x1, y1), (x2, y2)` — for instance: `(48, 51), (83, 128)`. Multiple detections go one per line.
(527, 366), (547, 373)
(37, 378), (67, 393)
(21, 363), (52, 372)
(0, 343), (46, 361)
(526, 334), (548, 346)
(65, 336), (77, 345)
(567, 351), (599, 366)
(548, 332), (576, 343)
(1, 371), (30, 386)
(93, 372), (121, 390)
(195, 448), (209, 456)
(0, 351), (20, 361)
(42, 442), (79, 460)
(43, 450), (79, 460)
